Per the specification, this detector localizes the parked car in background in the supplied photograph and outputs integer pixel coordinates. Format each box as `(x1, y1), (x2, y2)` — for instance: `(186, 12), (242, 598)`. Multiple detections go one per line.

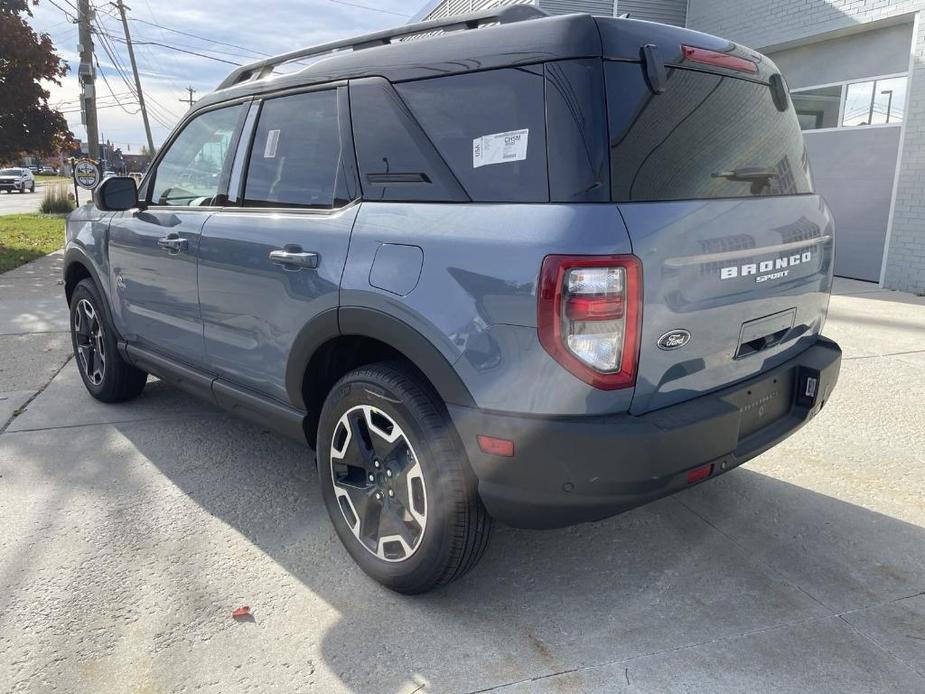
(63, 7), (841, 593)
(39, 165), (58, 175)
(0, 167), (35, 193)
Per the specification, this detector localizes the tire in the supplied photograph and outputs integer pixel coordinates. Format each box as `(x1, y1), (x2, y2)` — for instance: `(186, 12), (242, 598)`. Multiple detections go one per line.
(69, 278), (148, 402)
(18, 184), (24, 194)
(317, 361), (492, 594)
(29, 183), (35, 193)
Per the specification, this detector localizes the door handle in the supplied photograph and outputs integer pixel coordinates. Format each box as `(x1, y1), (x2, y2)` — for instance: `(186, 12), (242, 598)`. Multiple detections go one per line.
(269, 248), (319, 270)
(157, 233), (188, 253)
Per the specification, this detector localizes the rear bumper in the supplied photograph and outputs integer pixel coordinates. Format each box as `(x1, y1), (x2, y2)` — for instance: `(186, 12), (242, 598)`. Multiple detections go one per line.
(449, 336), (841, 529)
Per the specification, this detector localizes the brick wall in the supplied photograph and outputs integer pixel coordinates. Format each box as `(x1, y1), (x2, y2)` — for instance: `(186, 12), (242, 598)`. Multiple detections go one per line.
(688, 0), (925, 292)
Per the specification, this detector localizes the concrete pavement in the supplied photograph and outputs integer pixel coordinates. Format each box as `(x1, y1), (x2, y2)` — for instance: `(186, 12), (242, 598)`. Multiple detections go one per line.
(1, 255), (924, 693)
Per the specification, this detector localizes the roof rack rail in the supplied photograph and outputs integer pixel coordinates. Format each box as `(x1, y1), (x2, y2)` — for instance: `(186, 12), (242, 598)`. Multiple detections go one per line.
(216, 5), (548, 91)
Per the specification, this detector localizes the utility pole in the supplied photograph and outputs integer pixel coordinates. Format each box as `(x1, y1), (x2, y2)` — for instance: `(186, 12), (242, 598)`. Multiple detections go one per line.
(179, 86), (196, 109)
(77, 0), (100, 159)
(113, 0), (155, 155)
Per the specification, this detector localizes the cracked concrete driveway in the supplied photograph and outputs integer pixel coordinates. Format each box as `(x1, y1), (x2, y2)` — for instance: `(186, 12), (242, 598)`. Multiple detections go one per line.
(1, 255), (924, 693)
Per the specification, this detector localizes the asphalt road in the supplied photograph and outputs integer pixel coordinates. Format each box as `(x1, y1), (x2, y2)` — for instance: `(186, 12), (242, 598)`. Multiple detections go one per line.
(0, 181), (73, 215)
(1, 254), (924, 693)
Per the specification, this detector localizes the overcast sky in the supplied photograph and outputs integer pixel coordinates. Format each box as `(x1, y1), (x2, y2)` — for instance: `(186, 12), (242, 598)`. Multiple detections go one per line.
(30, 0), (417, 152)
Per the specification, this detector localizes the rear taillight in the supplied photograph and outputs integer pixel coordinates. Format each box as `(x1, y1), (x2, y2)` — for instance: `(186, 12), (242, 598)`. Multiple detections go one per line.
(538, 255), (642, 390)
(681, 45), (758, 74)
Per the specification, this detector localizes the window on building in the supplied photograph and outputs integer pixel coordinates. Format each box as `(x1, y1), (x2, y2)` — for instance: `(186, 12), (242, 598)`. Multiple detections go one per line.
(243, 89), (344, 209)
(842, 76), (907, 127)
(790, 75), (907, 132)
(791, 85), (842, 130)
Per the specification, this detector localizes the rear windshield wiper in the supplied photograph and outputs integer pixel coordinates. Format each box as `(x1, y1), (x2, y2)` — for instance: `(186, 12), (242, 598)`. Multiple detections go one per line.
(712, 167), (778, 181)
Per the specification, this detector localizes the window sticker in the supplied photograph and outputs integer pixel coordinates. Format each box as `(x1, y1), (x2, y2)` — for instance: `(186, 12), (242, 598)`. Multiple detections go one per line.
(264, 129), (281, 158)
(472, 129), (529, 168)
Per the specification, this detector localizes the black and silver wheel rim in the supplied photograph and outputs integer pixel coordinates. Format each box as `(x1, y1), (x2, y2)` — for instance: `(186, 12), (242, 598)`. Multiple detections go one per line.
(330, 405), (427, 562)
(73, 298), (105, 386)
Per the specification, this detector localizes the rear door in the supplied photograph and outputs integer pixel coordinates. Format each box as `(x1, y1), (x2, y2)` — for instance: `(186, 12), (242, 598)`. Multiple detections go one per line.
(197, 86), (360, 404)
(604, 62), (835, 415)
(108, 103), (246, 363)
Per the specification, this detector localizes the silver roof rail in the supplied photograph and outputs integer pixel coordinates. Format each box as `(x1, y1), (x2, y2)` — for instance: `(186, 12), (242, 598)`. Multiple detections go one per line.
(216, 5), (548, 91)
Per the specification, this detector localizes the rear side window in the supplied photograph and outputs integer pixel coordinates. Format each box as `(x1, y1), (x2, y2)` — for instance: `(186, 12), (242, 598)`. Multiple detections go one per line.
(350, 77), (468, 203)
(396, 67), (548, 202)
(243, 90), (344, 209)
(606, 62), (812, 202)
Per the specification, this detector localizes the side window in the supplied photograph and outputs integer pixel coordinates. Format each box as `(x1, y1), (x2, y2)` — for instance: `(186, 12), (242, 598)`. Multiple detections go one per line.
(243, 90), (343, 209)
(150, 104), (243, 206)
(350, 77), (468, 203)
(396, 67), (548, 203)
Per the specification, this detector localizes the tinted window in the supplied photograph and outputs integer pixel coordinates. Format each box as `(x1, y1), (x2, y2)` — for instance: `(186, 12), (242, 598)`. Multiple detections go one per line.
(150, 104), (243, 206)
(350, 77), (467, 203)
(545, 59), (609, 203)
(606, 62), (812, 201)
(396, 67), (548, 202)
(243, 90), (343, 209)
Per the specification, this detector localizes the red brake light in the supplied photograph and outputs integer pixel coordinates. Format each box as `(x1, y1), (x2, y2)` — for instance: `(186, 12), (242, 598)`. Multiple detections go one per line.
(537, 255), (642, 390)
(682, 45), (758, 74)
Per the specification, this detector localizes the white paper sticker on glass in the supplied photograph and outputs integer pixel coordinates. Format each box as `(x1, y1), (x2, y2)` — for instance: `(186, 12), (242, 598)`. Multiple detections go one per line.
(264, 129), (281, 158)
(472, 129), (529, 168)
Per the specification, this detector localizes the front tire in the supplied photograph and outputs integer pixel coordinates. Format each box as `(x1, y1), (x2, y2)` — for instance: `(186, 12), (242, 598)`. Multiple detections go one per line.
(69, 278), (147, 402)
(317, 362), (492, 594)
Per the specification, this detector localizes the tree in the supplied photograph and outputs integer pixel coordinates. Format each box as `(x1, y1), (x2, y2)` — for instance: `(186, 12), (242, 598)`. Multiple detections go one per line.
(0, 0), (76, 163)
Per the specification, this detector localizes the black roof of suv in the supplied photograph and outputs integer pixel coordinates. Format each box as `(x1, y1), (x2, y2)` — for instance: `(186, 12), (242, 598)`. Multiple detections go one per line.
(195, 6), (779, 111)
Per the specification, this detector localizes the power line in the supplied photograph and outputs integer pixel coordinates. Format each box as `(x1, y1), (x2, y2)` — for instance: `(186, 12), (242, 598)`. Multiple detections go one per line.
(326, 0), (411, 17)
(101, 34), (242, 66)
(45, 0), (77, 21)
(112, 0), (155, 154)
(123, 16), (272, 58)
(91, 12), (182, 123)
(95, 57), (140, 114)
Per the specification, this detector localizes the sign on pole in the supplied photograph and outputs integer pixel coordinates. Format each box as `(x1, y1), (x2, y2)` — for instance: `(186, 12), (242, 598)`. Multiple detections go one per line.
(73, 159), (101, 190)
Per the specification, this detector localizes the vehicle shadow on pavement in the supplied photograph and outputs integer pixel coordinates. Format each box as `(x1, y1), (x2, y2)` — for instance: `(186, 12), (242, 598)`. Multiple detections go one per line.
(81, 392), (924, 693)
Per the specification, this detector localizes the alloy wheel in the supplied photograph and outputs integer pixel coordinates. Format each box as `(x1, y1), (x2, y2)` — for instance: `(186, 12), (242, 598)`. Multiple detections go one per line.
(74, 298), (106, 386)
(330, 405), (427, 562)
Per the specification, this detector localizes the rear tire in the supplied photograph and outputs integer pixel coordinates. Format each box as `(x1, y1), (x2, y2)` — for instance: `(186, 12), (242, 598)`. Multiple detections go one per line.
(69, 278), (147, 402)
(317, 361), (492, 594)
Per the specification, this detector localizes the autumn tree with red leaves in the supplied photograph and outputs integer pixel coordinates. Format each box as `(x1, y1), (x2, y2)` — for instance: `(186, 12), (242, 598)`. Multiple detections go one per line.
(0, 0), (77, 163)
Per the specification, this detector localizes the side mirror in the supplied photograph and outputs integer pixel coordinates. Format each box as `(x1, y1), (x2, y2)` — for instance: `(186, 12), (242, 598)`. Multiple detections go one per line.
(94, 176), (140, 211)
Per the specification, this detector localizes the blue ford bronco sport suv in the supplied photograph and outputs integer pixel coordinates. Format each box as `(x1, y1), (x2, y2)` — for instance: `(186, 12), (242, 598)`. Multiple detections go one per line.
(64, 7), (841, 593)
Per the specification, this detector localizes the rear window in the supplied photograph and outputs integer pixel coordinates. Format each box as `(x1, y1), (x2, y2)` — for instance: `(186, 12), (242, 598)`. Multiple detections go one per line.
(606, 62), (812, 202)
(395, 67), (548, 203)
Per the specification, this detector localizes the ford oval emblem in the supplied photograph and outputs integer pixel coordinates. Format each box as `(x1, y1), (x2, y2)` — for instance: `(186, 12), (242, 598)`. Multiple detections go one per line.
(657, 329), (691, 351)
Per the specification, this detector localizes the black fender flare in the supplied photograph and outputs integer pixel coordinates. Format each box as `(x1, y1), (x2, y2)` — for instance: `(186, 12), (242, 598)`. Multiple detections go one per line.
(283, 306), (476, 410)
(63, 247), (121, 338)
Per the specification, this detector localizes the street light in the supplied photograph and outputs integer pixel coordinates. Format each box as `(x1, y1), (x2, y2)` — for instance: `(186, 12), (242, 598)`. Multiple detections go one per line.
(881, 89), (894, 123)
